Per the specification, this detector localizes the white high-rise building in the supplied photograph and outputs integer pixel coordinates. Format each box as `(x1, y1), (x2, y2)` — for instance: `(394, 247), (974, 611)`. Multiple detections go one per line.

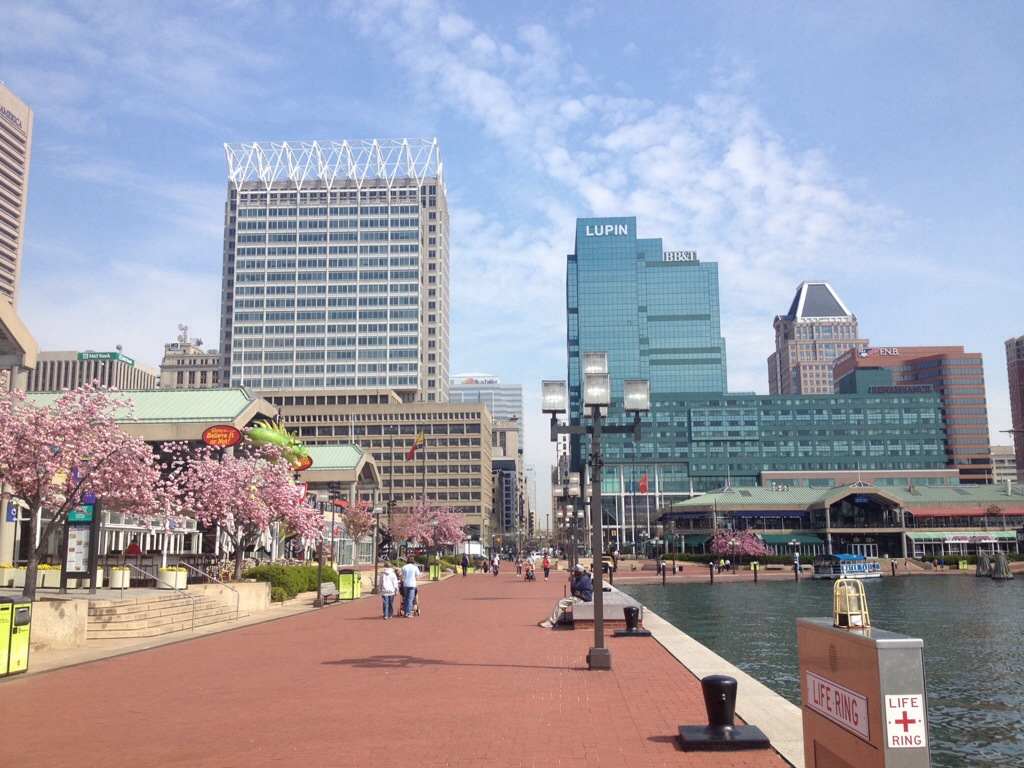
(219, 139), (450, 402)
(450, 373), (523, 422)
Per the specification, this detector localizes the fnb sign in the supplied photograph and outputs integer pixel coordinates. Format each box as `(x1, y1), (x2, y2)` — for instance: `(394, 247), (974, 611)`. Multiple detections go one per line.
(860, 347), (899, 357)
(584, 224), (628, 236)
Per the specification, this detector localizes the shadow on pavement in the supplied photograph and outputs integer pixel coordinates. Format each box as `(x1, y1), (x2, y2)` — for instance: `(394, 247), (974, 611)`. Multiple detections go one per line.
(323, 654), (577, 672)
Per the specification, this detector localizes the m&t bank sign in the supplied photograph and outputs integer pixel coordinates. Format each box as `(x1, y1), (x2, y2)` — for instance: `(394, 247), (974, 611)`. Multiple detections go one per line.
(584, 223), (629, 236)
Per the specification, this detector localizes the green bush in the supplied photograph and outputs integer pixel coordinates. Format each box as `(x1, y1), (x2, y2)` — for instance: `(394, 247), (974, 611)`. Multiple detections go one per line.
(270, 586), (289, 603)
(243, 565), (341, 598)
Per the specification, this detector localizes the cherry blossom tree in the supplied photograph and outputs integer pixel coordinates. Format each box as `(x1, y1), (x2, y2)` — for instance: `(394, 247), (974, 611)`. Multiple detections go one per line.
(339, 502), (374, 545)
(709, 528), (772, 563)
(0, 386), (172, 600)
(408, 498), (466, 567)
(171, 443), (322, 580)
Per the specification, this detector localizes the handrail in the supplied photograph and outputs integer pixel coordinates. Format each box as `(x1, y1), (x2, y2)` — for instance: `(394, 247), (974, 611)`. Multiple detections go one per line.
(120, 563), (196, 632)
(177, 561), (240, 621)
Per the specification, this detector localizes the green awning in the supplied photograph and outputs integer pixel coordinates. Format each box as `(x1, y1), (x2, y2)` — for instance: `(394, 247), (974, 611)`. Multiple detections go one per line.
(682, 535), (710, 547)
(906, 531), (1016, 542)
(758, 533), (824, 545)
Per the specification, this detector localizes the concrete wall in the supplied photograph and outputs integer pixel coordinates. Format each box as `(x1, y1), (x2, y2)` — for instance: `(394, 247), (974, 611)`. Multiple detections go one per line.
(30, 599), (88, 650)
(191, 581), (270, 614)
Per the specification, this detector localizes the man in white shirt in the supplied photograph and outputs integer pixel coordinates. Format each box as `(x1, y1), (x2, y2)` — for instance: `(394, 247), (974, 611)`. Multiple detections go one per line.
(400, 557), (419, 617)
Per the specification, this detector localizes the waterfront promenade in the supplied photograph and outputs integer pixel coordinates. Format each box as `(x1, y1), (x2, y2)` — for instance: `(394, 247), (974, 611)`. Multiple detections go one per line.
(6, 569), (795, 768)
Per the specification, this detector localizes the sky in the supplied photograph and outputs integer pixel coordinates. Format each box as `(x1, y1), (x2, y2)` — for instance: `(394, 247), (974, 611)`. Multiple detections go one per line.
(2, 0), (1022, 524)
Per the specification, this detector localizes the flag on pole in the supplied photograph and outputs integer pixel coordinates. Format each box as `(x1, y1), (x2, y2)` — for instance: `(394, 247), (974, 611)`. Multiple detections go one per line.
(406, 430), (425, 461)
(639, 473), (649, 494)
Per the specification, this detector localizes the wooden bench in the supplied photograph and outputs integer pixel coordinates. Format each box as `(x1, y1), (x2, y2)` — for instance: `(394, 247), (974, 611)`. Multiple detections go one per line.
(319, 582), (340, 604)
(566, 591), (644, 630)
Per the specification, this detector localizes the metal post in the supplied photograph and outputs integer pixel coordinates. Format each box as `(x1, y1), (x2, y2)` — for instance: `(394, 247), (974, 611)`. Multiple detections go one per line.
(314, 541), (325, 608)
(588, 404), (610, 670)
(371, 512), (380, 594)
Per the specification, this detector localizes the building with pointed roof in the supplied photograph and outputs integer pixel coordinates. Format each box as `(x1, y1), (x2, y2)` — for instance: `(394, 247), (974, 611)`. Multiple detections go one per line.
(768, 281), (869, 395)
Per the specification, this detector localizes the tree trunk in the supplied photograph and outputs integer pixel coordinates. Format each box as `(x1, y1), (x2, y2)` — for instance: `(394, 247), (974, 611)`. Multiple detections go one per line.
(23, 546), (39, 601)
(234, 544), (245, 582)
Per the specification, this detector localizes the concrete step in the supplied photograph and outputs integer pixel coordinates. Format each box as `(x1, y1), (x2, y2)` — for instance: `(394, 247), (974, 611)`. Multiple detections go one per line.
(87, 593), (244, 639)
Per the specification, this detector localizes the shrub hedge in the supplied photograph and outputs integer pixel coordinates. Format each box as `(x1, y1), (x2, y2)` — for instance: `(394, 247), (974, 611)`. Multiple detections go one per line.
(243, 564), (341, 598)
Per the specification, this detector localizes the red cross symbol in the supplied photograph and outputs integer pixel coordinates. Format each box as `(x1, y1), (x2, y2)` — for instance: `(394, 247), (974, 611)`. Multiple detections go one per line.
(895, 711), (917, 732)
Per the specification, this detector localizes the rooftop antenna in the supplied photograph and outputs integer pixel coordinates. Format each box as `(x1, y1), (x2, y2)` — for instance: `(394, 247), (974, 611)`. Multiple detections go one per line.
(177, 323), (190, 345)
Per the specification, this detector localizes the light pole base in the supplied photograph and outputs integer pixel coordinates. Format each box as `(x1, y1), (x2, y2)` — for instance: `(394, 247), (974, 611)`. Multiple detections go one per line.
(587, 647), (612, 670)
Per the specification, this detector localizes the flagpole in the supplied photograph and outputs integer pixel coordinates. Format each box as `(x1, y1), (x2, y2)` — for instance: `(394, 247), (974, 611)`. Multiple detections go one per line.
(421, 427), (427, 500)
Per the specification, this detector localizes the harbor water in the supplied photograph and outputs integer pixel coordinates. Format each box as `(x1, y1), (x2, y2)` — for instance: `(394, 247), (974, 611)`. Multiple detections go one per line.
(621, 575), (1024, 767)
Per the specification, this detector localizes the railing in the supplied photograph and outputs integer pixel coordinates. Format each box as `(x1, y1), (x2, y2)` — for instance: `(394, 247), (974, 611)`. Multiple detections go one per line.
(120, 563), (196, 632)
(177, 561), (240, 621)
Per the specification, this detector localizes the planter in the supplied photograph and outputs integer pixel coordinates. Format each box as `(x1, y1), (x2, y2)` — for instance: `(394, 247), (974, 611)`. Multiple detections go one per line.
(39, 569), (62, 588)
(109, 569), (131, 589)
(12, 569), (25, 588)
(156, 571), (187, 589)
(0, 567), (18, 587)
(67, 569), (104, 589)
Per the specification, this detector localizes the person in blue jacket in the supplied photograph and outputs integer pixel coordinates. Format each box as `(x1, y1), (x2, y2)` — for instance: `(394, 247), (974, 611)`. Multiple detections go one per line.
(538, 565), (593, 628)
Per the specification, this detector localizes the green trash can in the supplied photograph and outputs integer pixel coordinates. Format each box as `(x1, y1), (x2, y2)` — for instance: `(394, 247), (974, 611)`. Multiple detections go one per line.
(959, 559), (968, 571)
(0, 596), (31, 677)
(338, 569), (360, 600)
(429, 563), (440, 581)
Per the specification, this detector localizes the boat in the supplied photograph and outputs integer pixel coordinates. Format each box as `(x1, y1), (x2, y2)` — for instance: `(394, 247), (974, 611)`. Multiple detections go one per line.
(811, 553), (882, 580)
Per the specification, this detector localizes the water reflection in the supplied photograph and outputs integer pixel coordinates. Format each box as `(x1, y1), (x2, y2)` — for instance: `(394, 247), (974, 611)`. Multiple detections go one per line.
(621, 577), (1024, 768)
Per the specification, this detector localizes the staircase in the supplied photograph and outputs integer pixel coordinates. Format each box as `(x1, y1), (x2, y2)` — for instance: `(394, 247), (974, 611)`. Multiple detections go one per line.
(87, 592), (245, 640)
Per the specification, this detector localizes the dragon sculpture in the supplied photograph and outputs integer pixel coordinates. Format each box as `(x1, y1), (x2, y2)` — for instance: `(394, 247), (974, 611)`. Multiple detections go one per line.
(246, 420), (310, 469)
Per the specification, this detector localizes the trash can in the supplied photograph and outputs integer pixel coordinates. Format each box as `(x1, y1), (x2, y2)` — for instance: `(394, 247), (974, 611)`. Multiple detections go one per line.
(959, 559), (968, 571)
(338, 569), (360, 600)
(429, 563), (440, 581)
(0, 596), (31, 677)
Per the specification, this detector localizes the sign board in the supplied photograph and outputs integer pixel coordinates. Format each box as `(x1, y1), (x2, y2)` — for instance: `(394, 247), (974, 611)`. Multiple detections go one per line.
(65, 523), (92, 573)
(202, 425), (242, 448)
(77, 351), (136, 366)
(5, 502), (16, 523)
(806, 670), (870, 741)
(68, 504), (94, 522)
(884, 695), (928, 749)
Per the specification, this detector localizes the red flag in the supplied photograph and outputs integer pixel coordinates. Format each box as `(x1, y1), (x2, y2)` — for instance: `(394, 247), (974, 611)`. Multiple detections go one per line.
(639, 473), (649, 494)
(406, 430), (425, 461)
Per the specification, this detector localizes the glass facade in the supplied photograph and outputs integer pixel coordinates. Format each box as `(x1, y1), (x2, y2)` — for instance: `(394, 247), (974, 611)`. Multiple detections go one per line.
(563, 216), (948, 546)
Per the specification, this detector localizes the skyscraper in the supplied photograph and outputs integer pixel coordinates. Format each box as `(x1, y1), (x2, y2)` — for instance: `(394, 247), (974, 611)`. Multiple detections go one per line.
(450, 373), (524, 422)
(834, 345), (993, 484)
(768, 281), (868, 395)
(0, 82), (33, 309)
(219, 139), (449, 402)
(1006, 334), (1024, 480)
(567, 216), (727, 425)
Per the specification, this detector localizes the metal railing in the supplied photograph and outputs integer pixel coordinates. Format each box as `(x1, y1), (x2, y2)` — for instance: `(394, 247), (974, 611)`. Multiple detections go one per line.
(119, 563), (196, 632)
(177, 561), (240, 621)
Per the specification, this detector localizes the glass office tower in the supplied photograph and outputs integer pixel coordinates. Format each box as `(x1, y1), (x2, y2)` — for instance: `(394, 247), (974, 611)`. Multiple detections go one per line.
(564, 216), (947, 551)
(567, 216), (727, 419)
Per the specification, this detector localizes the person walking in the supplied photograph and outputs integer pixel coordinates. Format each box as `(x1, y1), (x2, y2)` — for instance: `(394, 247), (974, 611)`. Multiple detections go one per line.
(400, 557), (419, 618)
(379, 566), (399, 619)
(460, 553), (469, 577)
(516, 557), (523, 578)
(542, 554), (551, 580)
(492, 553), (500, 577)
(538, 565), (593, 628)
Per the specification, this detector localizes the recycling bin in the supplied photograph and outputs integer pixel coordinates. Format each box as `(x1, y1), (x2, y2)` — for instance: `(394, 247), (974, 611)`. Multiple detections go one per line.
(0, 596), (31, 677)
(430, 563), (440, 581)
(338, 569), (361, 600)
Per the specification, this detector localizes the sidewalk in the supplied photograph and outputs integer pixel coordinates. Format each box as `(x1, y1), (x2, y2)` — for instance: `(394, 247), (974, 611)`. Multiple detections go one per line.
(5, 571), (796, 768)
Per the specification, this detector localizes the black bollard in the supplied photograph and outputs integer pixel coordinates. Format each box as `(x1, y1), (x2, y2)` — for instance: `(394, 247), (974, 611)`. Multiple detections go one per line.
(661, 561), (667, 585)
(677, 675), (771, 751)
(752, 562), (758, 583)
(709, 562), (715, 584)
(614, 604), (651, 637)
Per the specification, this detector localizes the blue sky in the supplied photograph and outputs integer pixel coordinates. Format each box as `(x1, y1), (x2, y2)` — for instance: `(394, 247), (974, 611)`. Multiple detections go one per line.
(2, 1), (1022, 516)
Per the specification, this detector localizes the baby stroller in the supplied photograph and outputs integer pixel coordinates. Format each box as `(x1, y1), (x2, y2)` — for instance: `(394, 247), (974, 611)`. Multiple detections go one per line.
(524, 565), (536, 582)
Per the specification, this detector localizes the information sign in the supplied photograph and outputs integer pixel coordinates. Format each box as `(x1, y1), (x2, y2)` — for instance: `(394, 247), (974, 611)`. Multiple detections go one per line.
(68, 504), (94, 522)
(884, 695), (928, 749)
(805, 670), (870, 741)
(66, 523), (92, 574)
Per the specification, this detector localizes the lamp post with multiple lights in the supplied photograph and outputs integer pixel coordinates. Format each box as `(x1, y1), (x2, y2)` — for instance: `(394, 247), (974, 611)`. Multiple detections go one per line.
(543, 352), (650, 671)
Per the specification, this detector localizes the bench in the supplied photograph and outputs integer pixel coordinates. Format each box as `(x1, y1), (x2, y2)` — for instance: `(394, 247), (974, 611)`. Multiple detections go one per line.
(566, 591), (644, 630)
(319, 582), (340, 604)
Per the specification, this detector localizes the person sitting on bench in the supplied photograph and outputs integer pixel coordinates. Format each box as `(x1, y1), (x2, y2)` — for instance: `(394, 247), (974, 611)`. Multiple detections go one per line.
(538, 565), (592, 628)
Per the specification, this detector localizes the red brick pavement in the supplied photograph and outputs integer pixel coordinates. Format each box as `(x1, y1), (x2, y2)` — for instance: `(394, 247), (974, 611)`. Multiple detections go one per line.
(5, 571), (789, 768)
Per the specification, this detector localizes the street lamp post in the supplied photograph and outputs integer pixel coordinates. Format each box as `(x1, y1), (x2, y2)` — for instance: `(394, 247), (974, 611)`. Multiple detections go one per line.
(544, 356), (650, 671)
